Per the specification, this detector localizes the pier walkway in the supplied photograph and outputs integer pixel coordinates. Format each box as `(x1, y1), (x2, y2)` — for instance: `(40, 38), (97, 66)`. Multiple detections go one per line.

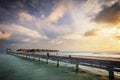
(10, 52), (120, 80)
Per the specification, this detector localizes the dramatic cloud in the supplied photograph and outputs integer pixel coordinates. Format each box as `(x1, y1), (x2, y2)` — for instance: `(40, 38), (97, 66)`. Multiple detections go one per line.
(19, 12), (33, 22)
(1, 0), (120, 51)
(115, 35), (120, 40)
(0, 31), (11, 40)
(0, 24), (48, 39)
(12, 24), (48, 39)
(94, 2), (120, 25)
(84, 29), (100, 37)
(46, 1), (66, 23)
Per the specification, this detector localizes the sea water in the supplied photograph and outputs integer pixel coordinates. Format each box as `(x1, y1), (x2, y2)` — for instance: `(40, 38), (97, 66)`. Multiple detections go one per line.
(36, 51), (120, 58)
(0, 51), (120, 80)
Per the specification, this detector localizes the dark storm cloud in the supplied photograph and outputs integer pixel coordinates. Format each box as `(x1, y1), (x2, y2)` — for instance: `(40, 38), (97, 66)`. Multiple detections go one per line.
(0, 0), (54, 23)
(98, 0), (117, 4)
(0, 0), (22, 23)
(22, 0), (54, 17)
(94, 2), (120, 24)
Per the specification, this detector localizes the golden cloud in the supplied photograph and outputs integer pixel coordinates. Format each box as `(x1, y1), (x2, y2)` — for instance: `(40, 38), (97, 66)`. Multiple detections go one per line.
(84, 29), (100, 37)
(0, 31), (11, 40)
(46, 1), (68, 23)
(94, 2), (120, 25)
(115, 35), (120, 40)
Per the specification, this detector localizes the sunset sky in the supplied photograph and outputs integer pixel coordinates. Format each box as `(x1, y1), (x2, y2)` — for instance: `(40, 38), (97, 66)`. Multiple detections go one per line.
(0, 0), (120, 51)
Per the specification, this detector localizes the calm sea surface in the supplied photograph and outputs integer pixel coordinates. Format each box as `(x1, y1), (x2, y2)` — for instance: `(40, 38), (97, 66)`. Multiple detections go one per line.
(0, 51), (120, 80)
(36, 51), (120, 58)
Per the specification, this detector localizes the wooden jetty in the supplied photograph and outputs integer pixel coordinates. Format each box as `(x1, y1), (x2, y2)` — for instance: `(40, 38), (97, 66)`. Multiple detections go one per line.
(8, 50), (120, 80)
(6, 49), (11, 54)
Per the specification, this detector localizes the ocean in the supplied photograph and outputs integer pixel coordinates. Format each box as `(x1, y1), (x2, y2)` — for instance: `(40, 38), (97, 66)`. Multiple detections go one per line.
(36, 51), (120, 58)
(0, 51), (120, 80)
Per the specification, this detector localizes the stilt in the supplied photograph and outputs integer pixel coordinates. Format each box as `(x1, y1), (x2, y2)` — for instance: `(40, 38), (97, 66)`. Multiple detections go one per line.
(46, 52), (49, 63)
(69, 55), (71, 58)
(32, 54), (35, 60)
(108, 67), (114, 80)
(29, 55), (30, 59)
(17, 53), (18, 56)
(76, 64), (79, 72)
(33, 56), (35, 60)
(69, 55), (71, 61)
(39, 57), (40, 61)
(57, 60), (59, 67)
(46, 58), (48, 63)
(26, 55), (27, 59)
(24, 55), (26, 58)
(109, 70), (114, 80)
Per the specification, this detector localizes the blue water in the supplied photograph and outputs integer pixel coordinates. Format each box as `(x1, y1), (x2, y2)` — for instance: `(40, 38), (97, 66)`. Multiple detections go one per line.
(0, 52), (119, 80)
(36, 51), (120, 58)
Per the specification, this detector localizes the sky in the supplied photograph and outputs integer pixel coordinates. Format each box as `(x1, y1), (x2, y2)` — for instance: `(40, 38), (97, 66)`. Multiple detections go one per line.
(0, 0), (120, 51)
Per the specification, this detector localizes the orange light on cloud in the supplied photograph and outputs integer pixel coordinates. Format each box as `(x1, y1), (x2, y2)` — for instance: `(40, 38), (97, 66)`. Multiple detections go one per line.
(0, 32), (11, 40)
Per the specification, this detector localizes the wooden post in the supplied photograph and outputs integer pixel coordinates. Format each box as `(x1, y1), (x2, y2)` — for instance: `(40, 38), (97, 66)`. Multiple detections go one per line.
(47, 53), (49, 63)
(29, 55), (30, 59)
(16, 52), (18, 56)
(57, 60), (59, 67)
(33, 53), (35, 60)
(69, 55), (71, 58)
(39, 57), (40, 61)
(26, 55), (27, 59)
(107, 67), (114, 80)
(33, 56), (35, 60)
(69, 55), (71, 61)
(24, 54), (26, 58)
(76, 64), (79, 72)
(28, 54), (29, 59)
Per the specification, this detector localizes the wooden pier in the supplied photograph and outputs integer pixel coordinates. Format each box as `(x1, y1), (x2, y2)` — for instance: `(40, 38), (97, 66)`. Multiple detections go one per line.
(6, 49), (11, 54)
(10, 52), (120, 80)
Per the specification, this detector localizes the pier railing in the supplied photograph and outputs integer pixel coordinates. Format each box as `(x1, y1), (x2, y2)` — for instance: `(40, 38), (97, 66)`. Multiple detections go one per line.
(9, 52), (120, 80)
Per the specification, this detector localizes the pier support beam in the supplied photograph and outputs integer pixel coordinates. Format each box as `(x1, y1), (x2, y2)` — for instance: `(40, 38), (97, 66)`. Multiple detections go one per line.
(46, 53), (49, 63)
(33, 56), (35, 60)
(32, 54), (35, 60)
(109, 69), (114, 80)
(107, 66), (114, 80)
(109, 70), (114, 80)
(23, 55), (25, 58)
(26, 55), (27, 59)
(46, 58), (49, 63)
(57, 60), (59, 67)
(39, 57), (40, 61)
(75, 64), (79, 72)
(28, 55), (30, 59)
